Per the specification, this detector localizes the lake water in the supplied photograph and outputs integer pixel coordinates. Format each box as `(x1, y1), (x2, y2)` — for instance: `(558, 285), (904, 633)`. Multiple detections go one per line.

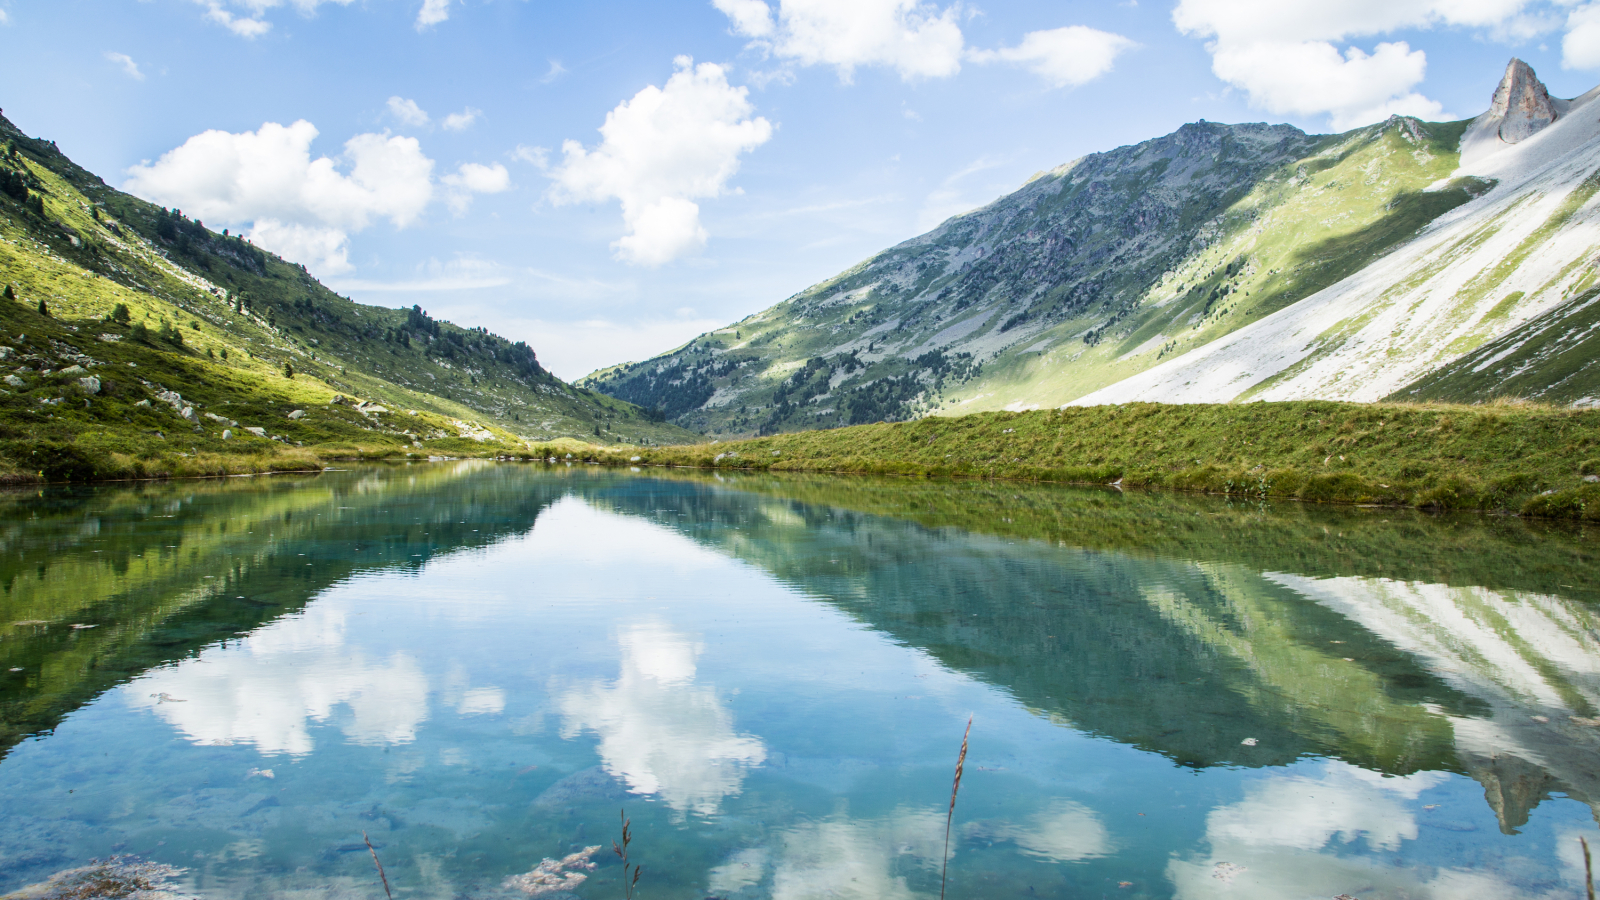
(1, 462), (1597, 899)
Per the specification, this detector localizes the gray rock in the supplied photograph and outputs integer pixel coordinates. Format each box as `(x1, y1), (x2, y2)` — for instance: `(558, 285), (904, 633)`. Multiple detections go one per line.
(244, 426), (267, 437)
(77, 375), (100, 394)
(3, 374), (23, 388)
(286, 409), (306, 420)
(531, 766), (627, 810)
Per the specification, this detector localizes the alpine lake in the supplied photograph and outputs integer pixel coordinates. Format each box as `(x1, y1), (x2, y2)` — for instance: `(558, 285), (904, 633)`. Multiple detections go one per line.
(2, 462), (1598, 900)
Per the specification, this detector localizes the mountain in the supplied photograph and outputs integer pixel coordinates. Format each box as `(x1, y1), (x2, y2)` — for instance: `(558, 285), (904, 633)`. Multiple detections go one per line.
(0, 109), (695, 480)
(581, 59), (1589, 435)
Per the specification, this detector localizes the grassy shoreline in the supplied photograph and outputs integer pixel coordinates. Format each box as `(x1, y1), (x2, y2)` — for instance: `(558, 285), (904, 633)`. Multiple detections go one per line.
(14, 399), (1600, 522)
(565, 401), (1600, 522)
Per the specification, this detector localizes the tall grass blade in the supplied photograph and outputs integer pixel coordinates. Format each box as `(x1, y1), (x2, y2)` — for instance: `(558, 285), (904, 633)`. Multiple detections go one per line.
(363, 831), (393, 900)
(940, 716), (971, 900)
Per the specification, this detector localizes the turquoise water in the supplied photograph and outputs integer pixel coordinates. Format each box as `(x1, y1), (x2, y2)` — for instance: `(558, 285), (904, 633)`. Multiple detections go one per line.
(1, 462), (1598, 899)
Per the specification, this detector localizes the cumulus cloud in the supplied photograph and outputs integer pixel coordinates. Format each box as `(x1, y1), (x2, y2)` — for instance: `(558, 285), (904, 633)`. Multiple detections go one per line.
(549, 56), (773, 266)
(387, 96), (430, 127)
(104, 51), (144, 81)
(442, 161), (512, 214)
(716, 0), (964, 82)
(1565, 3), (1600, 69)
(1213, 39), (1442, 130)
(969, 26), (1136, 88)
(123, 120), (435, 274)
(416, 0), (450, 30)
(1170, 0), (1539, 127)
(442, 106), (481, 131)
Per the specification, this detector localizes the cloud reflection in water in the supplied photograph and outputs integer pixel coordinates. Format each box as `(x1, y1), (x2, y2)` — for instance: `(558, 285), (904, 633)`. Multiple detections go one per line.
(560, 620), (766, 817)
(128, 604), (430, 755)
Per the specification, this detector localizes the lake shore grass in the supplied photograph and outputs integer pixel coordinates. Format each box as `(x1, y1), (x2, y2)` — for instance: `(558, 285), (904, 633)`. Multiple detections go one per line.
(578, 400), (1600, 521)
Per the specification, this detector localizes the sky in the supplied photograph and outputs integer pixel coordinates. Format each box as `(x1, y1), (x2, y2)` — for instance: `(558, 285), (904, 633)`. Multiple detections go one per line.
(3, 1), (1600, 379)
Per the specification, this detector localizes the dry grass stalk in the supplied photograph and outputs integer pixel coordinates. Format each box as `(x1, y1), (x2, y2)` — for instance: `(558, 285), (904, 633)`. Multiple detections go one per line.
(941, 716), (972, 900)
(363, 831), (393, 900)
(614, 809), (642, 900)
(1583, 836), (1595, 900)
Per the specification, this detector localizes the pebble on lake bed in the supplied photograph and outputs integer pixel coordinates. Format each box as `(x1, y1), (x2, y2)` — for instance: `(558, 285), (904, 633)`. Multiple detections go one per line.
(1240, 737), (1258, 746)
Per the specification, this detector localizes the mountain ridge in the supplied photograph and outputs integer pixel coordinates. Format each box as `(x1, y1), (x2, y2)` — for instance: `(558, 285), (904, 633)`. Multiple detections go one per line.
(582, 59), (1593, 434)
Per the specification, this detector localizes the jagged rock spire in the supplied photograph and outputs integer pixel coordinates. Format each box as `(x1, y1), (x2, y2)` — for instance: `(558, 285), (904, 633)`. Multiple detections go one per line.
(1490, 58), (1558, 143)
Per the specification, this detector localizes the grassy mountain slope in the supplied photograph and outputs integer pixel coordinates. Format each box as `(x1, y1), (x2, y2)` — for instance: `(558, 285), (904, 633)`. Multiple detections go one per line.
(1082, 72), (1600, 407)
(581, 116), (1481, 435)
(0, 111), (696, 481)
(1390, 283), (1600, 405)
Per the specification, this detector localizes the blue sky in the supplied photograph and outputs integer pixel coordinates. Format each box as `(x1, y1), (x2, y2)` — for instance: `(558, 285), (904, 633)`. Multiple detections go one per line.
(3, 0), (1599, 378)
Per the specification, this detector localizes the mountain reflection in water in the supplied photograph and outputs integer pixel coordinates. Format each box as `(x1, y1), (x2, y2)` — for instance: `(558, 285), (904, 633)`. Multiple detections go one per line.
(0, 463), (1595, 899)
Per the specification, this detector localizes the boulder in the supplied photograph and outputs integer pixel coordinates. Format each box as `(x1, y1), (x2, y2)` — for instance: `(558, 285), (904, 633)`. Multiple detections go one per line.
(77, 375), (100, 394)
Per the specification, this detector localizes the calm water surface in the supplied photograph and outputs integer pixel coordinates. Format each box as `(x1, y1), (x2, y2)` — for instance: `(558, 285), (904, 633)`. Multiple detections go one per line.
(1, 462), (1598, 899)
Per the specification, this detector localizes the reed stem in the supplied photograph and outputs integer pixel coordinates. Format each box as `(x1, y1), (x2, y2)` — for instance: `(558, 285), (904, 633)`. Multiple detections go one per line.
(363, 831), (393, 900)
(940, 716), (971, 900)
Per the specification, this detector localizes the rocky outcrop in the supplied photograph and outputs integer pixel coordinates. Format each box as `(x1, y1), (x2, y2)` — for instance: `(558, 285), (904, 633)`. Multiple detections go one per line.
(1491, 58), (1559, 143)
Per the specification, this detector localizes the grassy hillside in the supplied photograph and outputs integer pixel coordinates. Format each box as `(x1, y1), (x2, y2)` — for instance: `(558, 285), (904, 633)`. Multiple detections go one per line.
(1391, 283), (1600, 405)
(581, 117), (1485, 434)
(588, 400), (1600, 520)
(0, 111), (697, 481)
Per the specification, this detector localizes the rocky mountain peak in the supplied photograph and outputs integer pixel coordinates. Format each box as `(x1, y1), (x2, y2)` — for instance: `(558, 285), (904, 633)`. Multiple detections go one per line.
(1490, 58), (1558, 143)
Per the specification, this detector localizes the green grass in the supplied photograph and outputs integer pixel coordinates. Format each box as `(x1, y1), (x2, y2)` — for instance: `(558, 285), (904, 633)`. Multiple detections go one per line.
(589, 400), (1600, 521)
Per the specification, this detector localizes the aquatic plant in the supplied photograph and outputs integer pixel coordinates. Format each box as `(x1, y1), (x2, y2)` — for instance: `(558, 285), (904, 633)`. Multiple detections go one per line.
(613, 809), (643, 899)
(940, 716), (971, 900)
(502, 845), (601, 897)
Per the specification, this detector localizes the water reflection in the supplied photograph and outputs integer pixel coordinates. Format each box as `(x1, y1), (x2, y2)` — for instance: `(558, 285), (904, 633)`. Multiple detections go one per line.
(129, 604), (430, 754)
(0, 464), (1596, 899)
(560, 620), (766, 818)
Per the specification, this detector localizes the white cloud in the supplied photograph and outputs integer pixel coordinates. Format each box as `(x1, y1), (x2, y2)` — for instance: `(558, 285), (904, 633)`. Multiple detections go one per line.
(713, 0), (775, 37)
(541, 60), (569, 84)
(441, 106), (481, 131)
(512, 144), (549, 168)
(1565, 3), (1600, 68)
(190, 0), (356, 37)
(442, 161), (512, 214)
(0, 10), (9, 25)
(123, 120), (435, 276)
(969, 26), (1136, 88)
(104, 51), (145, 81)
(549, 56), (773, 266)
(387, 96), (430, 127)
(1212, 39), (1444, 130)
(1170, 0), (1540, 127)
(416, 0), (450, 30)
(717, 0), (965, 82)
(330, 255), (514, 292)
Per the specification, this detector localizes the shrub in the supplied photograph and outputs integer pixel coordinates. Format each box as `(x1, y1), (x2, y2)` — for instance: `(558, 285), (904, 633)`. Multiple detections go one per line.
(110, 302), (130, 324)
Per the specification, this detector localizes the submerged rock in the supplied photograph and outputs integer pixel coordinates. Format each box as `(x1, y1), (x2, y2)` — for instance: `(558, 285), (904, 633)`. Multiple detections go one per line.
(0, 856), (196, 900)
(530, 766), (627, 810)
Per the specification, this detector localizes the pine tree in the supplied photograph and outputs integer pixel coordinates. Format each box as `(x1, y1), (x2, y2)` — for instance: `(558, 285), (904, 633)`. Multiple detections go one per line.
(283, 362), (294, 379)
(3, 285), (13, 301)
(36, 298), (48, 317)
